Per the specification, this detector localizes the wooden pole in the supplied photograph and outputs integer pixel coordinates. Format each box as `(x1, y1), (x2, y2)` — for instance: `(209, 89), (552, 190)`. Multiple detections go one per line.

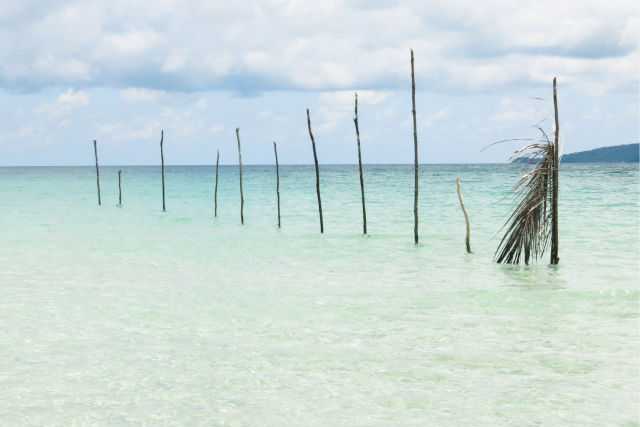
(354, 93), (367, 234)
(236, 128), (244, 225)
(551, 77), (560, 265)
(411, 49), (419, 244)
(307, 108), (324, 233)
(93, 140), (101, 206)
(273, 142), (281, 228)
(214, 150), (219, 218)
(118, 169), (122, 207)
(160, 130), (165, 212)
(456, 178), (471, 253)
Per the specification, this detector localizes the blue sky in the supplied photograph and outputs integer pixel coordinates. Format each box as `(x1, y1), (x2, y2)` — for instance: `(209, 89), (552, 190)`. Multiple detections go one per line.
(0, 0), (637, 165)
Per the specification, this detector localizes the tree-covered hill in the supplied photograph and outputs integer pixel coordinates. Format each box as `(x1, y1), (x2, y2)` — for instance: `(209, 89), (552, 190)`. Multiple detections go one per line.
(513, 143), (639, 163)
(562, 143), (639, 163)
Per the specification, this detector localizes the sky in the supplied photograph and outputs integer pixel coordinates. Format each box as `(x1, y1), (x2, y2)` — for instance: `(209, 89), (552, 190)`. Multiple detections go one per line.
(0, 0), (637, 165)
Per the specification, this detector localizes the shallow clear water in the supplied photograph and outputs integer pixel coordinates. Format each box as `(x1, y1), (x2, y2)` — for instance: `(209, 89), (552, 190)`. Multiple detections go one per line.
(0, 164), (638, 425)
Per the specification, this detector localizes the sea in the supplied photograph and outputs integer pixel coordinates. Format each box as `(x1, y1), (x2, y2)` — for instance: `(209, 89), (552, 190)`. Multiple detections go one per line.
(0, 163), (638, 425)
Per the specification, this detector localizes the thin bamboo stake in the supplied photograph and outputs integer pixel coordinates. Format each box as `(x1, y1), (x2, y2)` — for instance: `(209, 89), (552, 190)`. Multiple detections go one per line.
(456, 178), (471, 253)
(236, 128), (244, 225)
(411, 49), (419, 244)
(160, 130), (165, 212)
(118, 169), (122, 207)
(214, 150), (219, 217)
(93, 140), (101, 206)
(307, 108), (324, 233)
(551, 77), (560, 265)
(354, 93), (367, 234)
(273, 142), (281, 228)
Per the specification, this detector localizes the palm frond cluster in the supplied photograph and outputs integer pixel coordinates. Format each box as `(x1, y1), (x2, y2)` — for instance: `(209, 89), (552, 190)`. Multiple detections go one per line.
(495, 127), (558, 264)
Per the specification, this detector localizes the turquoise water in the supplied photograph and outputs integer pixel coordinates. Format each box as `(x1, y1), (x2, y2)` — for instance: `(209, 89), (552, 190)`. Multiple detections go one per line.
(0, 164), (638, 424)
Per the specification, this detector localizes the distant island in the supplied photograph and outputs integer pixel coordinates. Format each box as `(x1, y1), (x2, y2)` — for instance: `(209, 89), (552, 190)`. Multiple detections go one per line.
(562, 143), (639, 163)
(513, 143), (639, 163)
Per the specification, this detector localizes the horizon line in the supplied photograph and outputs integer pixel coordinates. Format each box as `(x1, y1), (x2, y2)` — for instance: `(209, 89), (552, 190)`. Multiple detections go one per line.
(0, 162), (513, 167)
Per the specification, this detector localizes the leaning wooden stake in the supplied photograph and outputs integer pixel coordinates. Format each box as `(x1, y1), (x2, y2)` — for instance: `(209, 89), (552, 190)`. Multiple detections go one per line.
(307, 108), (324, 233)
(550, 77), (560, 265)
(456, 178), (471, 253)
(118, 170), (122, 206)
(411, 49), (419, 244)
(236, 128), (244, 224)
(214, 150), (219, 217)
(354, 93), (367, 234)
(160, 130), (165, 212)
(93, 139), (101, 206)
(273, 142), (281, 228)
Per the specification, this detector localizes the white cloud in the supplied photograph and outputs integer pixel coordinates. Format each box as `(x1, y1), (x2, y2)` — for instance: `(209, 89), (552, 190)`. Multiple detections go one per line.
(0, 0), (638, 165)
(492, 97), (551, 123)
(422, 108), (450, 128)
(95, 118), (160, 141)
(162, 52), (187, 73)
(33, 88), (89, 118)
(93, 96), (209, 143)
(29, 55), (92, 83)
(318, 90), (391, 106)
(0, 0), (635, 94)
(56, 119), (71, 128)
(58, 88), (89, 105)
(315, 90), (392, 131)
(196, 98), (207, 110)
(101, 30), (158, 56)
(258, 110), (288, 122)
(582, 106), (601, 120)
(120, 88), (164, 103)
(492, 108), (538, 123)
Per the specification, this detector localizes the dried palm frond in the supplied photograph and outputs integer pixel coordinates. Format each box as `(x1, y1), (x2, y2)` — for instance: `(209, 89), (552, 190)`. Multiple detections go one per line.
(495, 130), (555, 264)
(496, 78), (561, 265)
